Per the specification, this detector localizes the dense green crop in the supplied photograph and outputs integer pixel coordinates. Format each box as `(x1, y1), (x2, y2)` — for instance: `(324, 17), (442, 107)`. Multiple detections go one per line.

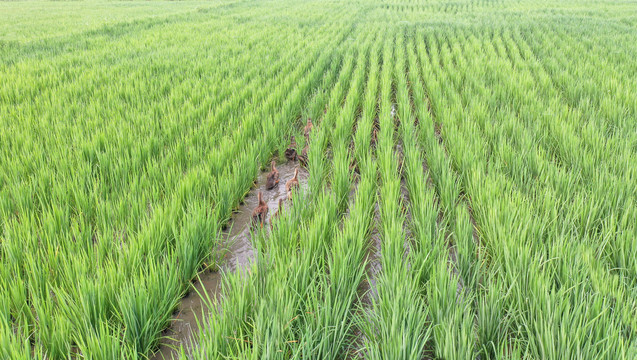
(1, 0), (636, 359)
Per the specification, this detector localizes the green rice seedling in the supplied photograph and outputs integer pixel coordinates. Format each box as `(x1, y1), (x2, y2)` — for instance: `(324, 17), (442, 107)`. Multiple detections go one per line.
(454, 205), (479, 291)
(476, 277), (512, 358)
(418, 22), (636, 358)
(331, 145), (353, 213)
(2, 0), (637, 358)
(244, 192), (343, 359)
(0, 13), (349, 353)
(117, 261), (182, 356)
(308, 54), (356, 194)
(427, 260), (476, 360)
(292, 38), (381, 358)
(173, 205), (221, 286)
(360, 29), (434, 360)
(186, 36), (358, 359)
(74, 321), (130, 360)
(402, 40), (447, 291)
(292, 160), (376, 358)
(248, 33), (375, 359)
(31, 297), (72, 358)
(401, 28), (484, 359)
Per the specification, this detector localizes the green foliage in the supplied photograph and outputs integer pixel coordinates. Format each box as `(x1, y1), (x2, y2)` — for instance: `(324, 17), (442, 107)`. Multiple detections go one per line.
(1, 0), (636, 359)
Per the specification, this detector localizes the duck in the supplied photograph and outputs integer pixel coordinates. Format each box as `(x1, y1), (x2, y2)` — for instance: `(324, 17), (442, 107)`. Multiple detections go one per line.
(265, 160), (279, 190)
(303, 118), (313, 140)
(285, 168), (300, 197)
(269, 198), (285, 230)
(272, 198), (284, 220)
(251, 191), (268, 228)
(284, 136), (297, 161)
(297, 144), (309, 168)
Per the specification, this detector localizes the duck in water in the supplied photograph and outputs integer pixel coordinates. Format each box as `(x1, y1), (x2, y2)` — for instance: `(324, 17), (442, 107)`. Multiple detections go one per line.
(251, 191), (268, 228)
(265, 161), (279, 190)
(285, 136), (297, 161)
(285, 168), (300, 198)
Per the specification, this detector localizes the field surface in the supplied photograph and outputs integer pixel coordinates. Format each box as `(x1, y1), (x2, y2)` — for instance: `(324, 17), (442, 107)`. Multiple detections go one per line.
(1, 0), (637, 359)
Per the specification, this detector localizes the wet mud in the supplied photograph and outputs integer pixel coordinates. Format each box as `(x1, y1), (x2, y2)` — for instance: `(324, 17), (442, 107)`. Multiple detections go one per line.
(221, 161), (308, 272)
(151, 161), (308, 360)
(223, 161), (307, 273)
(152, 270), (222, 359)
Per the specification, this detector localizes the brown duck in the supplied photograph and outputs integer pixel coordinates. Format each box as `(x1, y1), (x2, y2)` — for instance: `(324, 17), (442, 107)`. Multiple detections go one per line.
(265, 160), (279, 190)
(297, 144), (309, 167)
(272, 198), (284, 220)
(269, 198), (285, 230)
(284, 136), (297, 161)
(251, 191), (268, 228)
(285, 168), (300, 197)
(304, 118), (313, 140)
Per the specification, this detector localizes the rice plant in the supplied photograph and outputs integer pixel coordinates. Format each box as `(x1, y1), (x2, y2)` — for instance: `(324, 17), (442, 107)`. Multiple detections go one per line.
(1, 0), (636, 358)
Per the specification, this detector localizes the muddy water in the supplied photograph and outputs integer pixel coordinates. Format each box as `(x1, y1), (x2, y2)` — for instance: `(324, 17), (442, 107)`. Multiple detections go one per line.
(223, 162), (308, 272)
(151, 161), (307, 360)
(152, 270), (223, 359)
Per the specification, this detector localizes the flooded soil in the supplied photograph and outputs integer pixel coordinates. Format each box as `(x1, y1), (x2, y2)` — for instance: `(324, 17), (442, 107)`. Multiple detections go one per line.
(151, 160), (308, 360)
(152, 270), (222, 359)
(223, 161), (307, 273)
(359, 201), (382, 306)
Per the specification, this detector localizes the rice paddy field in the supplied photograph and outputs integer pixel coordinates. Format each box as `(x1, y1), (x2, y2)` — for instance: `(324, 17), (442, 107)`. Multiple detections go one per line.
(1, 0), (637, 358)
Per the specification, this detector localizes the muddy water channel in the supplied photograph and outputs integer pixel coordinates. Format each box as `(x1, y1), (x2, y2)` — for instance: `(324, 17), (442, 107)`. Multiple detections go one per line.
(151, 161), (308, 360)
